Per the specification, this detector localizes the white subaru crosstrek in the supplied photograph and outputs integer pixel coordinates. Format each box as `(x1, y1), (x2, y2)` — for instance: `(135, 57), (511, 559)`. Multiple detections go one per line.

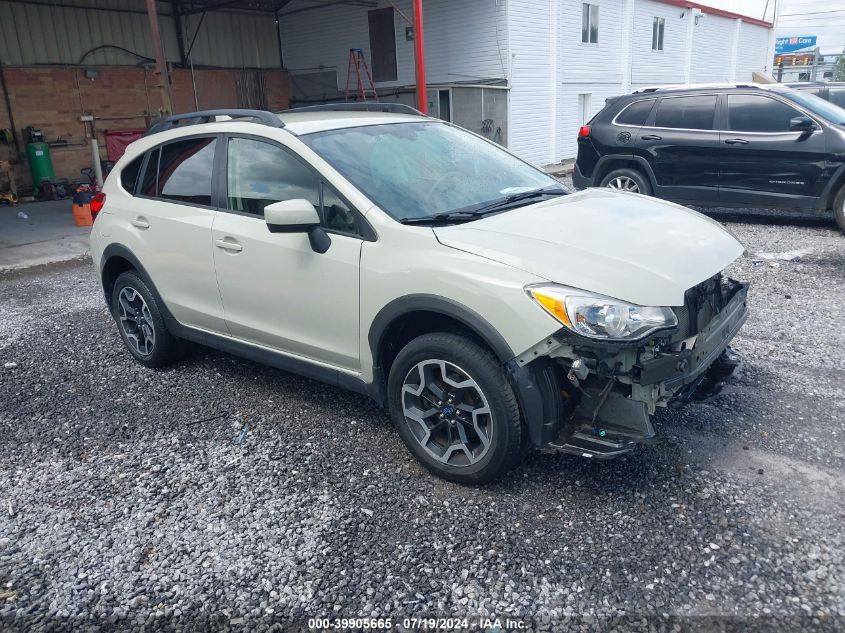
(89, 104), (748, 484)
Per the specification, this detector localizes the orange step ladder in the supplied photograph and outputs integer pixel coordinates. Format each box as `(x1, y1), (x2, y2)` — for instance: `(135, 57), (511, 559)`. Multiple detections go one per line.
(344, 48), (378, 102)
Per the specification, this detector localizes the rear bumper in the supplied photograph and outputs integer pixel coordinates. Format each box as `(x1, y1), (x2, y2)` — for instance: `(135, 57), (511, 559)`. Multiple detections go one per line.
(572, 163), (592, 190)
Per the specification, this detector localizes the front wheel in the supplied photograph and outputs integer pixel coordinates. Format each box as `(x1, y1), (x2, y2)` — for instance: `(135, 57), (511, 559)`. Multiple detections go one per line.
(599, 168), (652, 196)
(833, 186), (845, 233)
(387, 333), (525, 484)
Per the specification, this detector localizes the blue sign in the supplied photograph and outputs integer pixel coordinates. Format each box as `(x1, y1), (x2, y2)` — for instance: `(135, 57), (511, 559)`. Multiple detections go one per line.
(775, 36), (817, 54)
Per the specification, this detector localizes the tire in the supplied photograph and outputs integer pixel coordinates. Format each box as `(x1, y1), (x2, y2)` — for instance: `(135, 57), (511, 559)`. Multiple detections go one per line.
(111, 271), (182, 368)
(599, 167), (652, 196)
(387, 332), (525, 484)
(834, 186), (845, 234)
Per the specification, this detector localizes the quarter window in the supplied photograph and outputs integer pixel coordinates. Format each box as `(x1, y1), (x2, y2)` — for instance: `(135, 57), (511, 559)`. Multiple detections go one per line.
(652, 17), (665, 51)
(155, 137), (216, 206)
(227, 138), (320, 216)
(120, 155), (143, 194)
(616, 99), (655, 126)
(654, 95), (717, 130)
(727, 95), (803, 132)
(581, 3), (598, 44)
(139, 148), (159, 197)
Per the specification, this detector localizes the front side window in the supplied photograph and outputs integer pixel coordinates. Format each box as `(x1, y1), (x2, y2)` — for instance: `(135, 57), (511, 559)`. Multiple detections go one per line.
(582, 3), (598, 44)
(727, 95), (804, 132)
(301, 121), (563, 222)
(616, 99), (655, 126)
(654, 95), (717, 130)
(652, 17), (665, 51)
(227, 137), (320, 215)
(154, 137), (216, 205)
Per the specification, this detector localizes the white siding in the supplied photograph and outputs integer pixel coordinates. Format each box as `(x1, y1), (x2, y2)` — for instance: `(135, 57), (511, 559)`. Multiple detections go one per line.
(559, 0), (626, 85)
(690, 14), (737, 82)
(279, 0), (508, 90)
(734, 22), (770, 81)
(507, 0), (553, 165)
(630, 0), (689, 85)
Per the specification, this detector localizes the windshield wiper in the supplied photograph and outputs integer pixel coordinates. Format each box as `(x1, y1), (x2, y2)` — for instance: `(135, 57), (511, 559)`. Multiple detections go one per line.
(400, 211), (486, 225)
(399, 188), (568, 226)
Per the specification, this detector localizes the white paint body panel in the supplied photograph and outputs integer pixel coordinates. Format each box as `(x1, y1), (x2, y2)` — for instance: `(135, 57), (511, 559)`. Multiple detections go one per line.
(433, 189), (744, 307)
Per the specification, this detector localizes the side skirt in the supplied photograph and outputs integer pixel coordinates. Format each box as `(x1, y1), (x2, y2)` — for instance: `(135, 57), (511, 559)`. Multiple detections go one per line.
(164, 317), (373, 399)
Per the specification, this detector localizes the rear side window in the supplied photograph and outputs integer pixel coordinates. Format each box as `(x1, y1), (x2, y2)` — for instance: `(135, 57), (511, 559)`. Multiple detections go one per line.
(615, 99), (655, 126)
(654, 95), (717, 130)
(156, 138), (216, 206)
(120, 155), (143, 194)
(727, 95), (802, 133)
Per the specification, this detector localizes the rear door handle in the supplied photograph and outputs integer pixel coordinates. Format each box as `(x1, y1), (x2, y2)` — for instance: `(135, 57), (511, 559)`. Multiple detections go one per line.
(641, 134), (662, 141)
(130, 217), (150, 229)
(724, 138), (749, 145)
(215, 238), (243, 253)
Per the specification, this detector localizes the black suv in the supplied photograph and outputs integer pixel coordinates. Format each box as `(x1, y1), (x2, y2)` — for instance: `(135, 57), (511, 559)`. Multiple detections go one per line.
(573, 84), (845, 231)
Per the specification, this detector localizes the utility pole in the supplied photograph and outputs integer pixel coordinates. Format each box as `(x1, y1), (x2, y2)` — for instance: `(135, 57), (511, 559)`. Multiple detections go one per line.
(412, 0), (427, 114)
(146, 0), (173, 116)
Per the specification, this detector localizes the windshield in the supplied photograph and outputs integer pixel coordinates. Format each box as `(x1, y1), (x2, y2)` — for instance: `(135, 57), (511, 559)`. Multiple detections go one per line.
(301, 121), (565, 221)
(776, 87), (845, 124)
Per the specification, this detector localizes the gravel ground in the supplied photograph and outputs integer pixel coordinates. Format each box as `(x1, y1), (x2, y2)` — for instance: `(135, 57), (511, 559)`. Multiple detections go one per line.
(0, 211), (844, 632)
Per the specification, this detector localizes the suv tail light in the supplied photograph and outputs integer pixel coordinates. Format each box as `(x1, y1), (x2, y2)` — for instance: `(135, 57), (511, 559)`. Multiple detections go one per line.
(90, 192), (106, 218)
(578, 125), (591, 138)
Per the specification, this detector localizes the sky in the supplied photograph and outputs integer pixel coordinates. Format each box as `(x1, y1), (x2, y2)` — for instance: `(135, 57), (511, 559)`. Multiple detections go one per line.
(775, 0), (845, 55)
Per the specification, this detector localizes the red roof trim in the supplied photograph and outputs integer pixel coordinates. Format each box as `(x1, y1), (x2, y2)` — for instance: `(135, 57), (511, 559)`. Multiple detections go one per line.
(655, 0), (773, 28)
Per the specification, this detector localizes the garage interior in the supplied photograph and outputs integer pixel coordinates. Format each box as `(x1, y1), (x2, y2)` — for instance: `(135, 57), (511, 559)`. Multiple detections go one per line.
(0, 0), (430, 198)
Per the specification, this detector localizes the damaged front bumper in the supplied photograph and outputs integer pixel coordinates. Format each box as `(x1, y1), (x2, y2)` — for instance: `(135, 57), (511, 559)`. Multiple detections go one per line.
(507, 277), (749, 459)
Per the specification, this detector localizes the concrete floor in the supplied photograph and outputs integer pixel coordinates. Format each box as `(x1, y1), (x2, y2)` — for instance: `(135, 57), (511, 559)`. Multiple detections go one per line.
(0, 200), (91, 270)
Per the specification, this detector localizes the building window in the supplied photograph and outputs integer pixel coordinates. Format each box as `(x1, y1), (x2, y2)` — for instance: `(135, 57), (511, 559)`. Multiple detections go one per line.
(368, 7), (397, 82)
(652, 17), (665, 51)
(581, 3), (598, 44)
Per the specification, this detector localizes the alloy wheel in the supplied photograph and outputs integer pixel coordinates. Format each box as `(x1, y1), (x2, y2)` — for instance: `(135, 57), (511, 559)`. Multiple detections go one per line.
(117, 286), (155, 356)
(401, 359), (493, 467)
(607, 176), (640, 193)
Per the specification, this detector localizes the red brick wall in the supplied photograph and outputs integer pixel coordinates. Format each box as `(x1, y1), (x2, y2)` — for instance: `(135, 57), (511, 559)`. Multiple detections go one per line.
(0, 65), (290, 193)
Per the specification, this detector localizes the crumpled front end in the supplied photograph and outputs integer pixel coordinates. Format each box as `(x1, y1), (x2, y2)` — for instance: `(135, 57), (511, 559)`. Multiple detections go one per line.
(508, 275), (749, 458)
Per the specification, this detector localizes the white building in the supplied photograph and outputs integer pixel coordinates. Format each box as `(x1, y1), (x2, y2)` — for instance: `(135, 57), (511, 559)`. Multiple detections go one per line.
(279, 0), (775, 165)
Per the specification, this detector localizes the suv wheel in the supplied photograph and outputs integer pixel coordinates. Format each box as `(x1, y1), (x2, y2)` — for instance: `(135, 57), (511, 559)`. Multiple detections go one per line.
(387, 333), (524, 484)
(111, 271), (182, 368)
(600, 168), (651, 195)
(834, 186), (845, 233)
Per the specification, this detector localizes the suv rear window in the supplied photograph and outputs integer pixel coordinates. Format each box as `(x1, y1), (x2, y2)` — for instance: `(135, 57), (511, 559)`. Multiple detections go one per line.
(157, 138), (216, 206)
(615, 99), (654, 126)
(653, 95), (717, 130)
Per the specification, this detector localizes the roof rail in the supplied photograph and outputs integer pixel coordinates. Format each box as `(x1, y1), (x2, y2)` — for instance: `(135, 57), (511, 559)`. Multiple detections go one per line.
(285, 102), (426, 116)
(631, 83), (766, 94)
(145, 109), (283, 136)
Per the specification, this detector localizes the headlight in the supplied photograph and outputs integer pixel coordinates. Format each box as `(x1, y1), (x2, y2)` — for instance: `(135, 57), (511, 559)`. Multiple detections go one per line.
(526, 284), (678, 341)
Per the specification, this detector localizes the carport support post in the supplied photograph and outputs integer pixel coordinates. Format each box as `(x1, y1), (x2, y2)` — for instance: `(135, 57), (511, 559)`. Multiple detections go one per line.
(413, 0), (427, 114)
(146, 0), (173, 116)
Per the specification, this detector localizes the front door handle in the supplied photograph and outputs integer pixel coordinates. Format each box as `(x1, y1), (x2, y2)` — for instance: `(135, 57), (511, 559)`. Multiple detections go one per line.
(641, 134), (662, 141)
(215, 238), (243, 253)
(724, 138), (749, 145)
(130, 217), (150, 229)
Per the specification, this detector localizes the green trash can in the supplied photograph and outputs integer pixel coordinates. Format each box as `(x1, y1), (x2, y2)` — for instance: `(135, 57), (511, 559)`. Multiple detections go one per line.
(27, 141), (55, 187)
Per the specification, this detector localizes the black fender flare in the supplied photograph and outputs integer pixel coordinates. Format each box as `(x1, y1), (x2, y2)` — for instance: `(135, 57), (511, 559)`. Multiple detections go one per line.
(368, 295), (561, 446)
(594, 154), (658, 192)
(100, 243), (176, 323)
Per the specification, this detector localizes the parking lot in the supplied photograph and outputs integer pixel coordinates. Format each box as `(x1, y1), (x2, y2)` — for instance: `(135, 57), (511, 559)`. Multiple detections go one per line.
(0, 207), (842, 631)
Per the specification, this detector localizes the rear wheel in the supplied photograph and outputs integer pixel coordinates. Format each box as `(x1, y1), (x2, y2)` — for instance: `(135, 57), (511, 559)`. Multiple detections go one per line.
(834, 186), (845, 233)
(111, 271), (182, 368)
(387, 333), (525, 484)
(600, 168), (651, 196)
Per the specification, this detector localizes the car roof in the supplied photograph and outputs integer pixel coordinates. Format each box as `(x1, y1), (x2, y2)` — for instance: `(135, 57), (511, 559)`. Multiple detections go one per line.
(276, 110), (429, 135)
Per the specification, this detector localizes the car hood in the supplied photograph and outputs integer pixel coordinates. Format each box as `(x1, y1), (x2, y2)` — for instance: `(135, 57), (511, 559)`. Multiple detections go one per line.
(433, 189), (744, 306)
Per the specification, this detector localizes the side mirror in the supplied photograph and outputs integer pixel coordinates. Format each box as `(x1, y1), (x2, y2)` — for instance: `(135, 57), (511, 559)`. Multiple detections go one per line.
(264, 199), (320, 233)
(264, 199), (331, 254)
(789, 116), (815, 133)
